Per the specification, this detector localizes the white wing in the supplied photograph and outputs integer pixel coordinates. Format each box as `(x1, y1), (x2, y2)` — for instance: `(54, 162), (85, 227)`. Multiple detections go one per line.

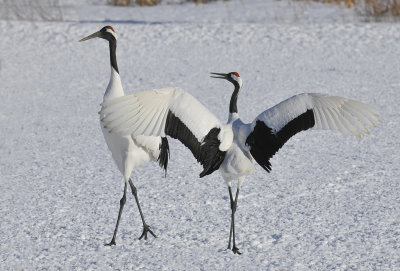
(253, 93), (379, 137)
(100, 87), (220, 139)
(246, 93), (380, 172)
(100, 87), (231, 177)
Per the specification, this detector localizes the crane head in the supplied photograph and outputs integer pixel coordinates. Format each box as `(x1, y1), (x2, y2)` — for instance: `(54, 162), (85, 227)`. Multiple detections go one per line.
(210, 72), (243, 88)
(79, 26), (117, 42)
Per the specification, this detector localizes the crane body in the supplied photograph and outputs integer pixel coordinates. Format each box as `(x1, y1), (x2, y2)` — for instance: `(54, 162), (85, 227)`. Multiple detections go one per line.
(80, 26), (170, 245)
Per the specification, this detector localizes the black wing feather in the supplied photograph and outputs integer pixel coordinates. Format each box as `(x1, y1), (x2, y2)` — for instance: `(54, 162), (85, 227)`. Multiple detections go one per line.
(246, 109), (315, 172)
(165, 111), (226, 177)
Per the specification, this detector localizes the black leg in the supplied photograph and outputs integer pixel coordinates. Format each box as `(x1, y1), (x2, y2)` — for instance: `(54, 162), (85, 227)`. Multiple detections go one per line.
(105, 182), (127, 246)
(227, 187), (234, 250)
(128, 178), (157, 240)
(227, 186), (241, 255)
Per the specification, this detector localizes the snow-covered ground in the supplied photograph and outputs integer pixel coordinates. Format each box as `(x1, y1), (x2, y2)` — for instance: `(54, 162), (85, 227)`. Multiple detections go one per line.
(1, 0), (399, 270)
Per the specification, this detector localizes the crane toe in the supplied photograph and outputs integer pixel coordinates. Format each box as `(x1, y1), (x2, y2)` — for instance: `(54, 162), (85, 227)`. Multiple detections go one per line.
(105, 240), (116, 246)
(138, 224), (157, 240)
(232, 246), (242, 255)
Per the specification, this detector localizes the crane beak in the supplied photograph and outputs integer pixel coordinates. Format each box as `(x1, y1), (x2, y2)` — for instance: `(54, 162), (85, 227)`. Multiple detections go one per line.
(79, 31), (102, 42)
(210, 72), (228, 79)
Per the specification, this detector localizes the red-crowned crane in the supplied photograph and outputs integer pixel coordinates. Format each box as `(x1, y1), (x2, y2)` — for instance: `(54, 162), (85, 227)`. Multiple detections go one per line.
(99, 71), (379, 254)
(79, 26), (171, 245)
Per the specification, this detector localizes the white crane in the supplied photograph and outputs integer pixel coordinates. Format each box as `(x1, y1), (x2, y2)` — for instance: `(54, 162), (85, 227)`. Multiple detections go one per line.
(79, 26), (171, 245)
(99, 72), (379, 254)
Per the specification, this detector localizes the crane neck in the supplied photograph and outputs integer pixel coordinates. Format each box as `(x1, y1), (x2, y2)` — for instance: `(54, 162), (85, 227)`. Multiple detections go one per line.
(229, 81), (241, 114)
(103, 38), (124, 101)
(109, 38), (119, 74)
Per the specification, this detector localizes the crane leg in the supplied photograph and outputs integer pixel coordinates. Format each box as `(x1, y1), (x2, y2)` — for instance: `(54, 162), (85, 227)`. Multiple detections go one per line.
(227, 186), (241, 255)
(105, 181), (127, 246)
(128, 178), (157, 240)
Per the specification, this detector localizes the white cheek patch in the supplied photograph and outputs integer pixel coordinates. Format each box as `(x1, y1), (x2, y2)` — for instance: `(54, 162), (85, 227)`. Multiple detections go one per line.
(230, 74), (243, 87)
(237, 77), (243, 87)
(106, 28), (118, 40)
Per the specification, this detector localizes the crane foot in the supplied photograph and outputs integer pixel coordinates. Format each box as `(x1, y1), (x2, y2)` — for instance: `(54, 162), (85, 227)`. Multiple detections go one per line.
(105, 239), (116, 246)
(232, 246), (242, 255)
(139, 224), (157, 240)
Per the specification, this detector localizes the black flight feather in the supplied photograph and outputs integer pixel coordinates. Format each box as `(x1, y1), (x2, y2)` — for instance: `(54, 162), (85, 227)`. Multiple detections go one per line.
(165, 111), (226, 177)
(246, 109), (315, 172)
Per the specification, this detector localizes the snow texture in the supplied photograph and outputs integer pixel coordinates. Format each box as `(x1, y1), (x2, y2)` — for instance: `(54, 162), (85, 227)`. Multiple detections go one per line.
(1, 0), (399, 270)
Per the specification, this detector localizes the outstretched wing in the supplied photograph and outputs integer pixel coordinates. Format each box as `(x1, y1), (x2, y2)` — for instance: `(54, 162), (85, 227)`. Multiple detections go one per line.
(100, 87), (231, 177)
(245, 93), (380, 172)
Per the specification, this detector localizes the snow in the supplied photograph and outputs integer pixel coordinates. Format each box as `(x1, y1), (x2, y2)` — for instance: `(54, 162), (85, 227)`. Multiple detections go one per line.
(1, 0), (399, 270)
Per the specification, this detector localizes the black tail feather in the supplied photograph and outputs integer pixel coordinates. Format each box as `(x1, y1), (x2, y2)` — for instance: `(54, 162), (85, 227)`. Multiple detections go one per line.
(157, 137), (170, 176)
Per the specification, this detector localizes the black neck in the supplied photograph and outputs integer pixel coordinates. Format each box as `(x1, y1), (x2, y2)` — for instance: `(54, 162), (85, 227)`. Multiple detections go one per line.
(229, 81), (240, 114)
(109, 39), (119, 74)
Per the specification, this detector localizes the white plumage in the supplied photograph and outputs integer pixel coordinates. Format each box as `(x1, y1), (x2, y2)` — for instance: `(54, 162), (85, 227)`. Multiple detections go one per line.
(100, 70), (165, 180)
(100, 71), (379, 254)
